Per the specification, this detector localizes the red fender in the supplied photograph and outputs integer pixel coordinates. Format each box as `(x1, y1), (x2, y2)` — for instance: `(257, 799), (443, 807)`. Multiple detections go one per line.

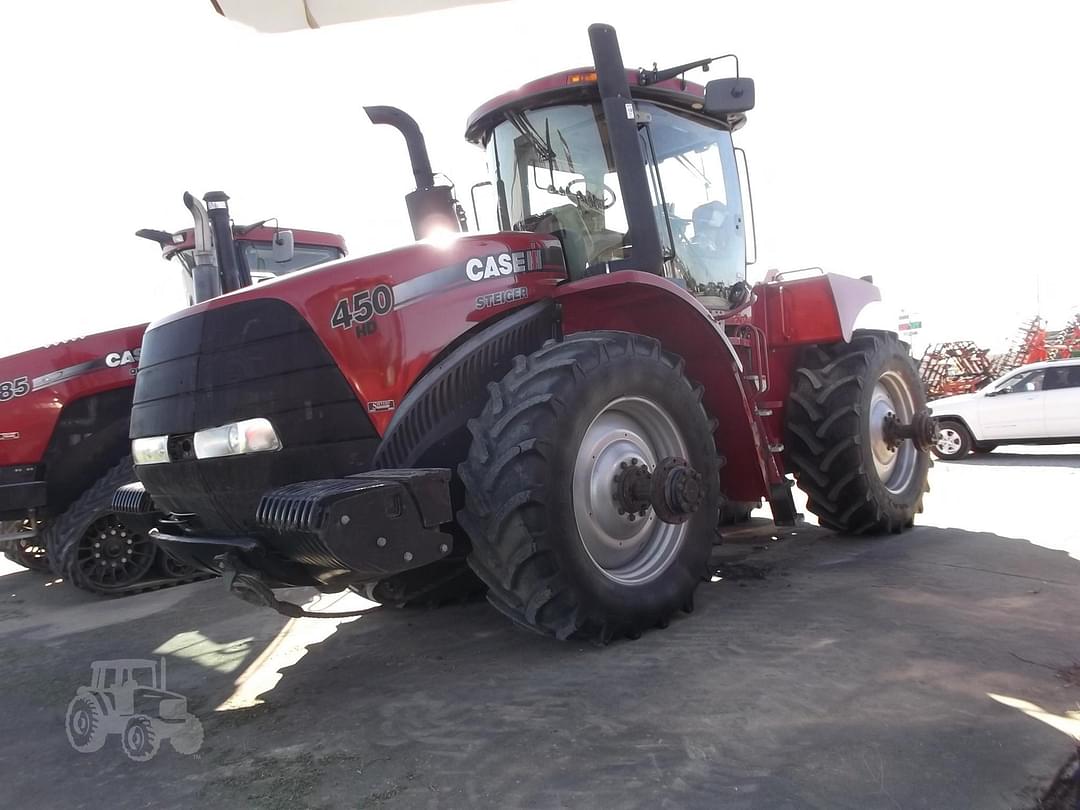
(554, 272), (774, 502)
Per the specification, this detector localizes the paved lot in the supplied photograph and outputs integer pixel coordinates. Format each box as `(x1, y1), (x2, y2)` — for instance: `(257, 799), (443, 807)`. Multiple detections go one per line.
(1, 447), (1077, 809)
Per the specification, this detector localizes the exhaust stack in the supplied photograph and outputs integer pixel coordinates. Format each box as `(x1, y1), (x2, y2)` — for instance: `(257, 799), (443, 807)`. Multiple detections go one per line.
(365, 105), (462, 240)
(204, 191), (250, 292)
(182, 193), (223, 303)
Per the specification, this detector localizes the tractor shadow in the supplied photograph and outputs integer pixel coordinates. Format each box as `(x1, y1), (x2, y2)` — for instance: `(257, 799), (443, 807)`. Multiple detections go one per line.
(183, 521), (1080, 808)
(4, 520), (1079, 809)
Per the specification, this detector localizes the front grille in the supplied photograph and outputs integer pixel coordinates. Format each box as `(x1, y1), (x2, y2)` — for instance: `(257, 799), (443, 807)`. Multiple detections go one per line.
(131, 298), (379, 534)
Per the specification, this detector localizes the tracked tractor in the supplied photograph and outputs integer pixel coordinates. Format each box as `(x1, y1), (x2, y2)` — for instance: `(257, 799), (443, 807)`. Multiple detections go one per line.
(0, 194), (346, 595)
(120, 25), (934, 640)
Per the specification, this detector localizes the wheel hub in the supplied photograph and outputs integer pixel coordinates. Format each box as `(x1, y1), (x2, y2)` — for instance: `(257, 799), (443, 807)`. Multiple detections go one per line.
(74, 515), (155, 592)
(611, 458), (653, 519)
(572, 397), (691, 585)
(869, 371), (920, 495)
(882, 408), (937, 452)
(610, 456), (705, 524)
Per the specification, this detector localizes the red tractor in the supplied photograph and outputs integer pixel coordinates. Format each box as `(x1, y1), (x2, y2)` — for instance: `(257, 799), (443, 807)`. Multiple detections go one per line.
(0, 193), (346, 595)
(119, 25), (934, 640)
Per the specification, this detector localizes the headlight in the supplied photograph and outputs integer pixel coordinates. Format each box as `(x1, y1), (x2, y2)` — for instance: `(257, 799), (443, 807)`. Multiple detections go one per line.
(193, 418), (281, 459)
(131, 436), (170, 465)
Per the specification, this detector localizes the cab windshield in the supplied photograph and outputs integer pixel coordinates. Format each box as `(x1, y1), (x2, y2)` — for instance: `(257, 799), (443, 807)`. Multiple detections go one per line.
(486, 99), (746, 304)
(488, 102), (629, 278)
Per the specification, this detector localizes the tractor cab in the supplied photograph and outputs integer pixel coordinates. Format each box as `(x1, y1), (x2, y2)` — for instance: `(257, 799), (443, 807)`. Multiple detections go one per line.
(137, 201), (348, 306)
(466, 32), (755, 311)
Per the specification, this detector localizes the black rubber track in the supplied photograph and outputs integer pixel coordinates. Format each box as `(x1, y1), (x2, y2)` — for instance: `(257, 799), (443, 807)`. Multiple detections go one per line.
(45, 456), (153, 594)
(784, 330), (931, 534)
(458, 331), (721, 643)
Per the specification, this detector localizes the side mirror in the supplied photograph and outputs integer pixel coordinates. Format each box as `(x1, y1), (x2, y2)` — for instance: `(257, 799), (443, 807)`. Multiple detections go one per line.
(705, 77), (755, 116)
(272, 230), (295, 263)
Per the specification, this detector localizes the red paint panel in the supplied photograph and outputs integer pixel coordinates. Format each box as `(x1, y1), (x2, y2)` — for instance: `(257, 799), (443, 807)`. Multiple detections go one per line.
(761, 276), (845, 347)
(147, 233), (567, 436)
(0, 324), (146, 466)
(465, 69), (706, 142)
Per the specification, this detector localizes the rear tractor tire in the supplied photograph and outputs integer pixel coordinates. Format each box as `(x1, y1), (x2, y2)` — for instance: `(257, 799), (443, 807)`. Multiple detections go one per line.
(785, 330), (931, 534)
(459, 331), (722, 642)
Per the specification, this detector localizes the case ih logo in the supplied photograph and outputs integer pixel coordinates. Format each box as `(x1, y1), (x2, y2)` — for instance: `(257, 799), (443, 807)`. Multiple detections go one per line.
(105, 349), (141, 368)
(465, 249), (544, 282)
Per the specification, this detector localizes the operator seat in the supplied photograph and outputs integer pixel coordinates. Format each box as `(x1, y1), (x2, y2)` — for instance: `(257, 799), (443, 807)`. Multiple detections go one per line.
(533, 204), (592, 280)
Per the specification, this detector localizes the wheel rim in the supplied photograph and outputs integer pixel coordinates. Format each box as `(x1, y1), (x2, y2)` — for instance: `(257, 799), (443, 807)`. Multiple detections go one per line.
(126, 721), (148, 753)
(868, 370), (919, 494)
(75, 515), (155, 591)
(70, 707), (91, 740)
(936, 427), (963, 456)
(572, 396), (689, 585)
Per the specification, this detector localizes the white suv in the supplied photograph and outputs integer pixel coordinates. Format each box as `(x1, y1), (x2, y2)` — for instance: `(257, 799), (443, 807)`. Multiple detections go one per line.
(930, 359), (1080, 459)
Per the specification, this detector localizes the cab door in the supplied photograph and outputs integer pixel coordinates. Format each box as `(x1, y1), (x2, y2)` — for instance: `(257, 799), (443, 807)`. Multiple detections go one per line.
(977, 368), (1046, 440)
(1041, 363), (1080, 438)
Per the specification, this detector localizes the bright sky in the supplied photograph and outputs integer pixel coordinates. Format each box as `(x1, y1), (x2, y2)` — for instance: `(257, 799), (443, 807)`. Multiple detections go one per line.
(1, 0), (1077, 357)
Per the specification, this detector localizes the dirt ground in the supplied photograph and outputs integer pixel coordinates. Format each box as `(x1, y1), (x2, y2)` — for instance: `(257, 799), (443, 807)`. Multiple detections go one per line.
(1, 447), (1077, 809)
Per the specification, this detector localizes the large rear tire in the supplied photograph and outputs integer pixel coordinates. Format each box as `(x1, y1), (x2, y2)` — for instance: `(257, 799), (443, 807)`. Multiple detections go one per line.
(459, 331), (721, 642)
(45, 457), (156, 595)
(785, 330), (931, 534)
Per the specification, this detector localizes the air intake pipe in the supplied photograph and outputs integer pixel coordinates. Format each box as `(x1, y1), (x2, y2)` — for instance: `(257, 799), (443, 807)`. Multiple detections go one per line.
(364, 105), (462, 241)
(204, 190), (250, 292)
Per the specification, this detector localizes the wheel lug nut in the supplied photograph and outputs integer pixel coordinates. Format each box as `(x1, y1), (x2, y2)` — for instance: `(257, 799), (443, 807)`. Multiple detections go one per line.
(620, 461), (628, 469)
(93, 542), (101, 548)
(630, 458), (638, 466)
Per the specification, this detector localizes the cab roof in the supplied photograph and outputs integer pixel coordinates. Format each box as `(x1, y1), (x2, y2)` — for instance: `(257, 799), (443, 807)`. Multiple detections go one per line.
(159, 226), (347, 258)
(465, 67), (739, 145)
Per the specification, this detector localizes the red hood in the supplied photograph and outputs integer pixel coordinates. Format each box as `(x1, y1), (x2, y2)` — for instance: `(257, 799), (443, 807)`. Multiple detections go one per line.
(0, 323), (146, 465)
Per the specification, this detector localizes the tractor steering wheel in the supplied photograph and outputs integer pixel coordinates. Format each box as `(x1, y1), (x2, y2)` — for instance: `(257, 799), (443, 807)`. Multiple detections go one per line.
(566, 179), (617, 212)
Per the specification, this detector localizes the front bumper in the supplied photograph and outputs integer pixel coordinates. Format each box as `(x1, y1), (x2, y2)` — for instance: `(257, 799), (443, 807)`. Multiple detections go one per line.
(115, 469), (454, 587)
